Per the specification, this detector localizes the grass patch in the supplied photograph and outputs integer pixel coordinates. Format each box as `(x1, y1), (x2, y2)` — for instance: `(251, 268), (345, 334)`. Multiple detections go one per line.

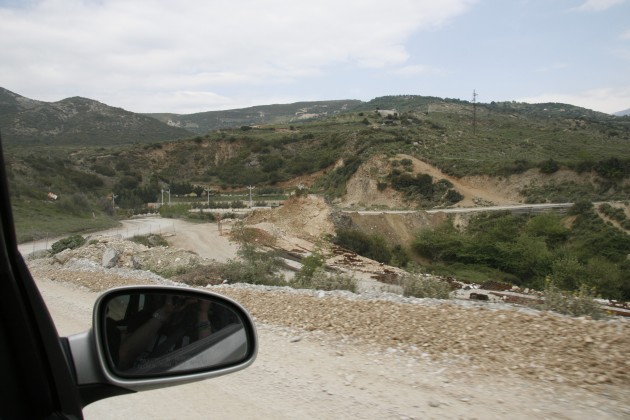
(129, 234), (169, 248)
(13, 201), (119, 243)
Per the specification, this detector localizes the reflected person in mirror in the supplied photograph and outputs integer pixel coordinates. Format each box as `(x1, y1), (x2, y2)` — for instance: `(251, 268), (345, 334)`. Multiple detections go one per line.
(111, 296), (213, 370)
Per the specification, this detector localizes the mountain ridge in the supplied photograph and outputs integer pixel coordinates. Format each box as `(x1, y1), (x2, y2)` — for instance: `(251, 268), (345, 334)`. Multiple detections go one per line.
(3, 87), (623, 145)
(0, 88), (192, 146)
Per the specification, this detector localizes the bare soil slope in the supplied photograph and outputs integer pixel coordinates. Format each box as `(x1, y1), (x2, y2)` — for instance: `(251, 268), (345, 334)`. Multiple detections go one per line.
(341, 154), (596, 209)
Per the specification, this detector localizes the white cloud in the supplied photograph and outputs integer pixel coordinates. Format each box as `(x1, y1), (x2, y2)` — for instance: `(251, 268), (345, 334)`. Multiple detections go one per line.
(519, 86), (630, 114)
(391, 65), (431, 76)
(573, 0), (626, 12)
(0, 0), (476, 112)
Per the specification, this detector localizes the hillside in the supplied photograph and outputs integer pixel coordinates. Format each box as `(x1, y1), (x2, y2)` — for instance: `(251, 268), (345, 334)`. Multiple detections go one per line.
(145, 100), (363, 134)
(3, 91), (630, 245)
(0, 88), (191, 146)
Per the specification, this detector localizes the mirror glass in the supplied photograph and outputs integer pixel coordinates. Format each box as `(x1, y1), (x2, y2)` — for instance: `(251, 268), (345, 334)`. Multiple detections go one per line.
(101, 292), (249, 377)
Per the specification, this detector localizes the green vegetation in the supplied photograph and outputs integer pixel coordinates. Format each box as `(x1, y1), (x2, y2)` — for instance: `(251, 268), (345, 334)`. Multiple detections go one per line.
(332, 228), (411, 269)
(218, 222), (286, 286)
(412, 207), (630, 300)
(291, 251), (357, 292)
(599, 203), (630, 229)
(129, 234), (169, 248)
(50, 234), (86, 255)
(12, 199), (118, 243)
(4, 94), (630, 244)
(400, 274), (452, 299)
(333, 229), (392, 265)
(538, 279), (602, 319)
(386, 162), (462, 207)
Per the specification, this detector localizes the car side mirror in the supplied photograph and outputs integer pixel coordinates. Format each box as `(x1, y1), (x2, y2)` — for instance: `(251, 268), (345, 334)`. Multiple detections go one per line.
(65, 286), (257, 406)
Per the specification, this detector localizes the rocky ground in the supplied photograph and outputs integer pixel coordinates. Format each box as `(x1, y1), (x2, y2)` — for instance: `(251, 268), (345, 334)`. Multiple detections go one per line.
(26, 229), (630, 418)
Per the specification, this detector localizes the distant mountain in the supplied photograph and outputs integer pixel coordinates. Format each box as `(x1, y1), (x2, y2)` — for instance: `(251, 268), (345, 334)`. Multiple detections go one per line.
(614, 108), (630, 117)
(145, 100), (363, 134)
(0, 87), (192, 146)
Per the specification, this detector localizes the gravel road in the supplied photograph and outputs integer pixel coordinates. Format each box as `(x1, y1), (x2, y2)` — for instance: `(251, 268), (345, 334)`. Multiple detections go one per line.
(35, 277), (629, 419)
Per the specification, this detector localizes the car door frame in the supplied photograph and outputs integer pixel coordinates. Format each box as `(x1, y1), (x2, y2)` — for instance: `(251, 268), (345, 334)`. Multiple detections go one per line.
(0, 138), (85, 418)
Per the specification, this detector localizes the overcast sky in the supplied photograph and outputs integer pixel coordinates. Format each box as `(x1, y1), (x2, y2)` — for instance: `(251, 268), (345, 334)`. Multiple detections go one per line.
(1, 0), (629, 114)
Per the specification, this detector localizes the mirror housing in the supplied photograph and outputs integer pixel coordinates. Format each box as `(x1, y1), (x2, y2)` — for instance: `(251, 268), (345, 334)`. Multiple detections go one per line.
(65, 286), (257, 406)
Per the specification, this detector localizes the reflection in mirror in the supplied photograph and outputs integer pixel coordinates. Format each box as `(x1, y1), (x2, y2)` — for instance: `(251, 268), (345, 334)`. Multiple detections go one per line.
(102, 292), (248, 377)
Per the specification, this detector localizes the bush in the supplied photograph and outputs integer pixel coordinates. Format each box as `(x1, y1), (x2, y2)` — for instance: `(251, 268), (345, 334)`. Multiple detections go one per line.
(445, 189), (464, 203)
(292, 267), (357, 292)
(334, 229), (392, 264)
(291, 251), (357, 292)
(129, 234), (168, 248)
(58, 193), (92, 217)
(219, 258), (287, 286)
(540, 279), (602, 319)
(568, 200), (593, 216)
(51, 234), (86, 254)
(539, 159), (560, 174)
(401, 274), (452, 299)
(91, 164), (116, 177)
(219, 224), (285, 285)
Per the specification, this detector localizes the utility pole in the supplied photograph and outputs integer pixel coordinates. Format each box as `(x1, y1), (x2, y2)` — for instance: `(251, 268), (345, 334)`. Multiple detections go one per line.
(204, 188), (212, 206)
(472, 89), (478, 136)
(161, 189), (171, 205)
(247, 185), (255, 208)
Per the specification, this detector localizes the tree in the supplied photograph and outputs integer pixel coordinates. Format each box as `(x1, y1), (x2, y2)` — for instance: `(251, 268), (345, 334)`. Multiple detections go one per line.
(539, 158), (560, 174)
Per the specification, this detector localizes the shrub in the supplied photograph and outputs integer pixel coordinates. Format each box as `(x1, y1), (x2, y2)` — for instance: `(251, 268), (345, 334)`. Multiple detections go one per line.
(219, 251), (285, 286)
(291, 251), (358, 292)
(51, 234), (86, 255)
(568, 200), (593, 216)
(129, 234), (168, 248)
(539, 159), (560, 174)
(334, 229), (392, 264)
(401, 274), (452, 299)
(445, 189), (464, 203)
(390, 244), (410, 268)
(293, 252), (325, 284)
(91, 164), (116, 177)
(540, 279), (602, 319)
(292, 267), (357, 292)
(219, 225), (285, 285)
(58, 193), (91, 217)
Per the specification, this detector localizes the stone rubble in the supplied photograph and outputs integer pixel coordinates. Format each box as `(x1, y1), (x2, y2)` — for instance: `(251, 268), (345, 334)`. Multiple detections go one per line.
(26, 234), (630, 393)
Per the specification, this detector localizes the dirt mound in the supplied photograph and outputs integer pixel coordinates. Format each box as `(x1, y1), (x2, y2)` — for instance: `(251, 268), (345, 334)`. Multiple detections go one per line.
(246, 195), (336, 240)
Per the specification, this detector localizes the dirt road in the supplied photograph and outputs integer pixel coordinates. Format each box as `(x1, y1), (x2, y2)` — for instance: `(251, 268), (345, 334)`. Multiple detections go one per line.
(18, 216), (238, 262)
(36, 276), (629, 420)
